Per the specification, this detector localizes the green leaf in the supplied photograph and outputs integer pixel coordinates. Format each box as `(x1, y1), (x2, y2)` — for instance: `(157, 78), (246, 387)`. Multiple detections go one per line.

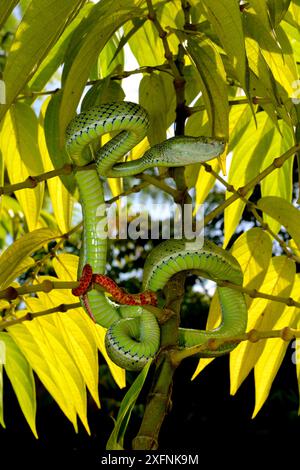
(252, 274), (300, 417)
(267, 0), (291, 27)
(106, 360), (152, 450)
(49, 253), (126, 390)
(0, 332), (37, 437)
(244, 11), (297, 99)
(230, 256), (295, 394)
(257, 196), (300, 249)
(12, 294), (91, 433)
(200, 0), (249, 94)
(291, 0), (300, 25)
(47, 258), (101, 407)
(0, 0), (19, 30)
(184, 65), (203, 107)
(125, 18), (165, 68)
(282, 20), (300, 63)
(247, 0), (271, 28)
(59, 0), (143, 143)
(7, 318), (78, 430)
(233, 228), (273, 291)
(44, 92), (76, 194)
(95, 34), (125, 79)
(39, 99), (73, 233)
(29, 3), (93, 92)
(0, 0), (83, 122)
(0, 227), (59, 289)
(81, 78), (125, 112)
(139, 73), (175, 145)
(225, 113), (295, 244)
(260, 120), (294, 234)
(182, 34), (229, 138)
(0, 102), (44, 230)
(224, 111), (274, 247)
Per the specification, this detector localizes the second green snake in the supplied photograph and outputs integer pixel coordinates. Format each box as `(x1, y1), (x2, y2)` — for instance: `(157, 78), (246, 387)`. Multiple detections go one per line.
(66, 101), (247, 371)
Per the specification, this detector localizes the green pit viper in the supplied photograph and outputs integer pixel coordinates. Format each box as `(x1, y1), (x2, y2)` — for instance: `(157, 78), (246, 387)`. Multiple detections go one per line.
(66, 101), (247, 371)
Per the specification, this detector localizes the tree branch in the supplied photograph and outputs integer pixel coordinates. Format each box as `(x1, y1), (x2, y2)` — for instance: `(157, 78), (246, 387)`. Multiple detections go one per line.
(0, 302), (81, 330)
(200, 161), (300, 263)
(204, 144), (300, 225)
(171, 326), (298, 362)
(132, 273), (186, 450)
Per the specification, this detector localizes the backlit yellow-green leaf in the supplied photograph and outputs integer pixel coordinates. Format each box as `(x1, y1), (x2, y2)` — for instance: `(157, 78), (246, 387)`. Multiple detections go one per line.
(260, 120), (294, 235)
(1, 257), (34, 290)
(0, 0), (83, 122)
(230, 256), (295, 395)
(224, 111), (274, 247)
(248, 0), (271, 28)
(268, 0), (291, 27)
(27, 296), (90, 433)
(230, 228), (273, 292)
(52, 253), (79, 280)
(257, 196), (300, 249)
(244, 11), (297, 97)
(40, 263), (100, 408)
(125, 16), (165, 67)
(96, 34), (125, 79)
(183, 34), (229, 139)
(0, 0), (19, 30)
(29, 3), (93, 92)
(44, 92), (76, 194)
(252, 274), (300, 417)
(0, 332), (37, 437)
(93, 324), (126, 390)
(190, 159), (219, 205)
(200, 0), (249, 93)
(139, 73), (175, 145)
(59, 0), (143, 142)
(0, 102), (44, 230)
(0, 228), (59, 289)
(8, 299), (89, 433)
(188, 103), (249, 201)
(39, 100), (73, 234)
(52, 254), (126, 389)
(7, 316), (76, 429)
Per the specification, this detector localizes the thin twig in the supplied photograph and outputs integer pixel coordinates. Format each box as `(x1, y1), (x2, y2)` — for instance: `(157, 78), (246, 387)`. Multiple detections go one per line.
(189, 97), (272, 115)
(17, 65), (172, 100)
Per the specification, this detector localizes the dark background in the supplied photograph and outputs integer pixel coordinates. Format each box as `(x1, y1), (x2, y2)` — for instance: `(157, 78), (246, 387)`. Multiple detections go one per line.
(0, 343), (299, 465)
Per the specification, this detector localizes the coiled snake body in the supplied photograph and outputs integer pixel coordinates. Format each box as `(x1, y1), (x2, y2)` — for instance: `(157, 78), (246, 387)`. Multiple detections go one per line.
(66, 102), (247, 371)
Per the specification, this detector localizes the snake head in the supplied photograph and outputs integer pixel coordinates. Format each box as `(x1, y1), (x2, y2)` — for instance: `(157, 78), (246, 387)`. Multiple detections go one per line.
(162, 135), (226, 164)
